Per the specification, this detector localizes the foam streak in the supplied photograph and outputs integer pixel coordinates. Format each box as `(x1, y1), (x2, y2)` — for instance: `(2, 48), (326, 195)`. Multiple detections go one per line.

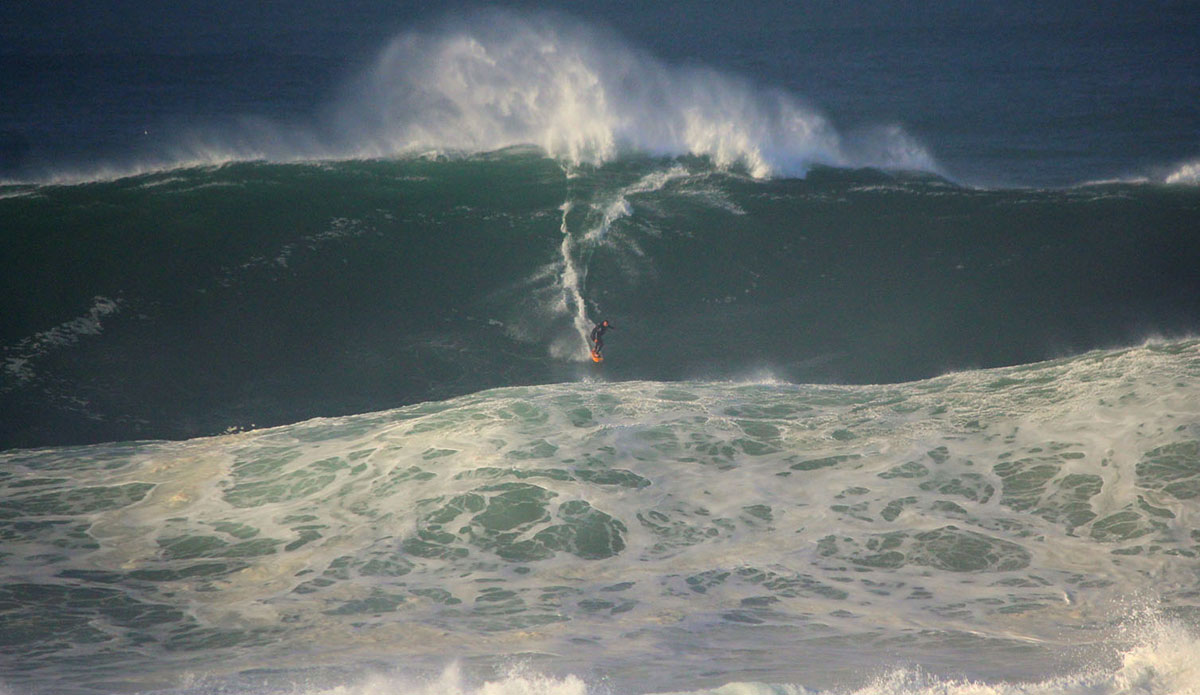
(557, 201), (593, 360)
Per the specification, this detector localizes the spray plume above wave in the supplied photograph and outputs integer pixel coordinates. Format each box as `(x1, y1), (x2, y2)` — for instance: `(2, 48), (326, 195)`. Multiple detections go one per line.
(328, 11), (936, 178)
(18, 11), (937, 184)
(1165, 161), (1200, 185)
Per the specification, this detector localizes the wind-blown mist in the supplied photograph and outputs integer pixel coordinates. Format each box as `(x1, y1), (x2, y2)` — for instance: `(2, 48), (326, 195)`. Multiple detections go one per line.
(327, 12), (937, 177)
(21, 11), (938, 184)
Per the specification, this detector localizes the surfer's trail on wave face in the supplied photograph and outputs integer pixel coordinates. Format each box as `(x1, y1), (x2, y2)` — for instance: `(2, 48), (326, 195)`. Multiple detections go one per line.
(3, 155), (1198, 448)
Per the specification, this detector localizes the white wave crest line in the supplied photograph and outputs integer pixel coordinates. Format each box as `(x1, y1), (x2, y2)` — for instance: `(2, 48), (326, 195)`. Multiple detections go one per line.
(1165, 160), (1200, 185)
(304, 663), (590, 695)
(0, 187), (42, 200)
(637, 617), (1200, 695)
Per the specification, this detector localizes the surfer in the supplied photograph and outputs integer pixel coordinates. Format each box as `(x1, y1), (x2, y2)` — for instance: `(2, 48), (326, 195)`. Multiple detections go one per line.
(590, 320), (614, 358)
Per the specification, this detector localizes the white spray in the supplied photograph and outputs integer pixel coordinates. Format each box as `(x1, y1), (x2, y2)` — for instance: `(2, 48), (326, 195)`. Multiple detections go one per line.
(17, 10), (938, 185)
(550, 166), (694, 360)
(556, 201), (594, 359)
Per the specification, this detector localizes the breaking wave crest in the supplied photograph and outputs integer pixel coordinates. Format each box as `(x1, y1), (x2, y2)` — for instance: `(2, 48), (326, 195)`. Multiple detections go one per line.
(356, 618), (1200, 695)
(149, 616), (1200, 694)
(326, 11), (937, 177)
(334, 12), (824, 177)
(1165, 161), (1200, 185)
(15, 11), (938, 184)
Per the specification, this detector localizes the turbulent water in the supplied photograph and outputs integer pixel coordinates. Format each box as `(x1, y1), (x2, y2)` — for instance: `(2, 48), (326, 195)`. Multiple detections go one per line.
(3, 4), (1200, 695)
(3, 340), (1200, 695)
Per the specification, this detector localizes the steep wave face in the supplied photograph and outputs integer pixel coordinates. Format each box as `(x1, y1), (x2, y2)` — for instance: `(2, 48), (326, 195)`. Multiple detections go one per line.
(1, 340), (1199, 694)
(3, 156), (1200, 448)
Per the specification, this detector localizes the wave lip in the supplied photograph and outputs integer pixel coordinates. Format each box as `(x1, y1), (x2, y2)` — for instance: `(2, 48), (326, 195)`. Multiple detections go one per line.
(330, 11), (936, 179)
(1165, 160), (1200, 185)
(1, 11), (939, 186)
(41, 9), (929, 183)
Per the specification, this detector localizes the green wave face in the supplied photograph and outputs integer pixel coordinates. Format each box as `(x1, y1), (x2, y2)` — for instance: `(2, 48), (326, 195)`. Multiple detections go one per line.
(2, 340), (1198, 692)
(3, 156), (1199, 449)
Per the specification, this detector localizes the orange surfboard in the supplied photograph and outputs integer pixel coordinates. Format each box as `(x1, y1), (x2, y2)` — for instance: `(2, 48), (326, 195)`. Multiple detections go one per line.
(591, 349), (604, 363)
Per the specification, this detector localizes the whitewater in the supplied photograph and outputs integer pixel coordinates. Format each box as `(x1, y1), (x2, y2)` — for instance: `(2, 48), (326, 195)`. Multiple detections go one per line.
(3, 339), (1199, 694)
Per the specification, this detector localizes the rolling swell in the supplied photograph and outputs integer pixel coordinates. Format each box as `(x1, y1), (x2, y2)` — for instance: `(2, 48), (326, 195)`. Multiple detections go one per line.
(2, 155), (1200, 448)
(0, 339), (1198, 693)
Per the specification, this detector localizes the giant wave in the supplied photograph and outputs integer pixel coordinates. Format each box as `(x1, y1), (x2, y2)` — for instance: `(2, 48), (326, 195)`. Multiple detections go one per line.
(5, 7), (1200, 695)
(3, 155), (1200, 449)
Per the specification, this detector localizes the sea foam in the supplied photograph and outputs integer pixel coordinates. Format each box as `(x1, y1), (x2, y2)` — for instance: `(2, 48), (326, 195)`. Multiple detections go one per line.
(164, 618), (1200, 694)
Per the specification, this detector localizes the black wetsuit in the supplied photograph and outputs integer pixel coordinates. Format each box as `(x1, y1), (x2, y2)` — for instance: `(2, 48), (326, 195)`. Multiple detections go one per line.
(590, 322), (611, 354)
